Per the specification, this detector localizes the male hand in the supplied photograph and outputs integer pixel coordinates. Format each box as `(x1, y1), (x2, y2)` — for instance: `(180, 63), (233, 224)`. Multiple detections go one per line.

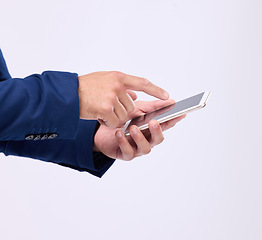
(93, 99), (186, 161)
(78, 71), (169, 128)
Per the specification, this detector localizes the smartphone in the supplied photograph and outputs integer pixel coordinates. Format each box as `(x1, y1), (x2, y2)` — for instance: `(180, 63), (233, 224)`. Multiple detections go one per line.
(123, 91), (211, 136)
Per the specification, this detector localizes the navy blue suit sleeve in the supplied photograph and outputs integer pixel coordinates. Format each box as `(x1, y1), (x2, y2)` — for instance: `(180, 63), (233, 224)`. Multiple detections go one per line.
(0, 49), (115, 177)
(1, 120), (115, 177)
(0, 71), (80, 141)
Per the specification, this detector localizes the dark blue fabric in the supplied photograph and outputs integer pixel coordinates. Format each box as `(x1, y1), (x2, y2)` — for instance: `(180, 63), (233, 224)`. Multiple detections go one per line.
(0, 49), (11, 80)
(0, 141), (6, 153)
(4, 120), (115, 177)
(0, 49), (115, 177)
(0, 70), (80, 140)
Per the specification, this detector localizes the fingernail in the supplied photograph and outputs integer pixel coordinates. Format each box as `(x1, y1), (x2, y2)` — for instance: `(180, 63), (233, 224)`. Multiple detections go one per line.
(153, 123), (158, 129)
(163, 91), (169, 99)
(131, 128), (138, 135)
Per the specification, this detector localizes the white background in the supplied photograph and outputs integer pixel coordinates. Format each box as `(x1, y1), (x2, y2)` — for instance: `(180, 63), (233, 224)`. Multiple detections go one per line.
(1, 0), (262, 239)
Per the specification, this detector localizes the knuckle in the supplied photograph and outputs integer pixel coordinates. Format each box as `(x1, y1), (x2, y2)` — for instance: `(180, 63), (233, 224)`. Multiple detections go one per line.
(110, 71), (125, 80)
(141, 78), (150, 87)
(112, 81), (123, 92)
(124, 157), (132, 161)
(125, 152), (135, 161)
(108, 92), (117, 102)
(102, 103), (113, 113)
(144, 147), (151, 155)
(127, 90), (137, 101)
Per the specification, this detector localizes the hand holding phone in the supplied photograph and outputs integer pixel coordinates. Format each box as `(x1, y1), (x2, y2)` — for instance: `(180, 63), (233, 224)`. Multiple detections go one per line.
(123, 91), (210, 136)
(93, 99), (186, 161)
(93, 92), (210, 162)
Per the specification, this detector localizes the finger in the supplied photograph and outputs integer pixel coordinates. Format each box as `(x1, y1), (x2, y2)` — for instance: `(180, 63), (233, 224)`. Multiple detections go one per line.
(126, 90), (137, 101)
(115, 130), (135, 161)
(123, 74), (169, 100)
(148, 120), (164, 148)
(118, 91), (135, 113)
(137, 99), (175, 113)
(129, 125), (151, 156)
(114, 100), (128, 125)
(160, 114), (186, 132)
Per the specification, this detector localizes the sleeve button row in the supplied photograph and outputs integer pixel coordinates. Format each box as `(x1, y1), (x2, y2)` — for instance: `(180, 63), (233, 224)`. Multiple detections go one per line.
(25, 133), (58, 141)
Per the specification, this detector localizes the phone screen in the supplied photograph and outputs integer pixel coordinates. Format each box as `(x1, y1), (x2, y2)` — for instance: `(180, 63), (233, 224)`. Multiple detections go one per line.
(125, 92), (205, 130)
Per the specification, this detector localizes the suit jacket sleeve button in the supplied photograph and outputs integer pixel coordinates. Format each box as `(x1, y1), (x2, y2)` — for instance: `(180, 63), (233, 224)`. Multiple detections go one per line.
(25, 134), (34, 140)
(34, 134), (41, 140)
(48, 133), (58, 139)
(41, 134), (48, 140)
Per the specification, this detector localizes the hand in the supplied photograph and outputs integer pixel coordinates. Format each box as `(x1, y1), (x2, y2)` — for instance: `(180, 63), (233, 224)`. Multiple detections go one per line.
(78, 71), (169, 128)
(93, 99), (186, 161)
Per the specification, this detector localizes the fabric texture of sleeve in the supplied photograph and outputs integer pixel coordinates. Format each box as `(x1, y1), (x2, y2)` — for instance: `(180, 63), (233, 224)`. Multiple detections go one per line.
(2, 119), (115, 178)
(0, 71), (80, 141)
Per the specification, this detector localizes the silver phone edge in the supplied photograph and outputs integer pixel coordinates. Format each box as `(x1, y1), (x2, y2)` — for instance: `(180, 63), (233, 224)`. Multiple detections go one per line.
(124, 91), (211, 136)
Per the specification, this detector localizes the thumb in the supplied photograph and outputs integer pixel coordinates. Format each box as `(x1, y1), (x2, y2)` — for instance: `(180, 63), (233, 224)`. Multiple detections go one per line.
(138, 99), (176, 113)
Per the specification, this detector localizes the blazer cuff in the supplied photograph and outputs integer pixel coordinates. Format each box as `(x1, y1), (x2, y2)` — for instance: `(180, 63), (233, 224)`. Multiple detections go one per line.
(72, 120), (115, 177)
(3, 120), (115, 178)
(0, 142), (7, 153)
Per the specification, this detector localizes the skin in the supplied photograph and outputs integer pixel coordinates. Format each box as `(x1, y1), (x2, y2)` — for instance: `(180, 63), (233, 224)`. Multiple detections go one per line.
(78, 71), (169, 128)
(93, 98), (186, 161)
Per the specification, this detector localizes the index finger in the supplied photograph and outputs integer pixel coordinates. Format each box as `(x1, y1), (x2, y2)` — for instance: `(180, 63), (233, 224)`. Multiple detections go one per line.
(123, 74), (169, 100)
